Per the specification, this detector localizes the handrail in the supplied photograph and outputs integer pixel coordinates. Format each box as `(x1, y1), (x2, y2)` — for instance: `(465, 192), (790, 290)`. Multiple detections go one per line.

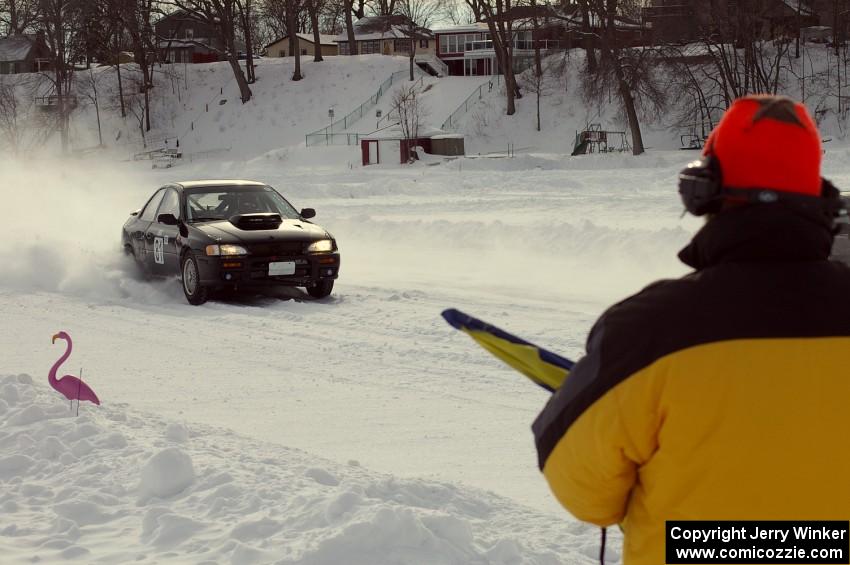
(441, 75), (499, 131)
(306, 67), (427, 146)
(415, 54), (448, 76)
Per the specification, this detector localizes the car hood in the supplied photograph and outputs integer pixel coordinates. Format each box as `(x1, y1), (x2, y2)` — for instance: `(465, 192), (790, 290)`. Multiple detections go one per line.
(193, 218), (331, 243)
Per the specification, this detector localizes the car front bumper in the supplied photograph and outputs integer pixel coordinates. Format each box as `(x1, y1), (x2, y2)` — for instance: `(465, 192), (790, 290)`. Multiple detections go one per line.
(196, 252), (340, 288)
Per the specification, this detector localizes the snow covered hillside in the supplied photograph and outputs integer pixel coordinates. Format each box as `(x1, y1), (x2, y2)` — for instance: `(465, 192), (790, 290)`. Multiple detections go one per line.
(3, 56), (416, 158)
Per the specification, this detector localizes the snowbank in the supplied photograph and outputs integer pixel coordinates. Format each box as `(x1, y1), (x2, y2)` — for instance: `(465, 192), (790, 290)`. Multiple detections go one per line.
(0, 374), (619, 564)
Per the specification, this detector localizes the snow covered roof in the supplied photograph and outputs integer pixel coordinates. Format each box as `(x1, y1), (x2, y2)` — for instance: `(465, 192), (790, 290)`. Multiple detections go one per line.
(432, 22), (491, 35)
(361, 125), (448, 140)
(0, 34), (37, 63)
(335, 15), (432, 42)
(265, 33), (338, 48)
(334, 27), (418, 42)
(779, 0), (815, 17)
(298, 33), (337, 45)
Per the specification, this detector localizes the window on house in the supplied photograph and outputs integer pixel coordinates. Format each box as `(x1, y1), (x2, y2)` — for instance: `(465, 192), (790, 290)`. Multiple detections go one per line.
(394, 39), (410, 54)
(360, 40), (381, 54)
(420, 39), (428, 48)
(302, 48), (307, 55)
(339, 41), (350, 55)
(279, 50), (285, 57)
(185, 28), (194, 39)
(439, 35), (448, 53)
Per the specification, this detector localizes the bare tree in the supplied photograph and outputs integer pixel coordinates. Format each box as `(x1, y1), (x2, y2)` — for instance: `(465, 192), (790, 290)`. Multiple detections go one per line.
(80, 68), (104, 146)
(95, 0), (130, 118)
(263, 0), (288, 36)
(531, 0), (540, 76)
(518, 39), (555, 131)
(305, 0), (326, 61)
(709, 1), (792, 100)
(392, 82), (427, 158)
(236, 0), (256, 83)
(0, 0), (38, 34)
(441, 0), (475, 25)
(472, 0), (521, 116)
(127, 90), (148, 146)
(321, 0), (344, 33)
(0, 80), (25, 153)
(343, 0), (357, 55)
(38, 0), (86, 153)
(464, 0), (482, 22)
(121, 0), (160, 131)
(287, 0), (303, 79)
(576, 0), (596, 72)
(578, 0), (649, 154)
(396, 0), (445, 81)
(168, 0), (253, 102)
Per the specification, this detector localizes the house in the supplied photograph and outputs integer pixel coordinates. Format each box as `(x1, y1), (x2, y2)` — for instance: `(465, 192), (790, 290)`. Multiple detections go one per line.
(432, 20), (568, 77)
(431, 4), (576, 77)
(265, 34), (338, 58)
(335, 15), (435, 58)
(155, 10), (224, 64)
(642, 0), (819, 44)
(0, 33), (51, 75)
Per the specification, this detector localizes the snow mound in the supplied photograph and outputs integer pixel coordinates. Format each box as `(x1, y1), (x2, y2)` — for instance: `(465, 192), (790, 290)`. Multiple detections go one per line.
(139, 447), (196, 500)
(0, 374), (615, 564)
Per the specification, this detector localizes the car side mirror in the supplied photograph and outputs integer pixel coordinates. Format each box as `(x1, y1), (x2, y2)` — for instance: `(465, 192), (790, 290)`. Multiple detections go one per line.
(300, 208), (316, 219)
(131, 209), (140, 216)
(158, 213), (179, 225)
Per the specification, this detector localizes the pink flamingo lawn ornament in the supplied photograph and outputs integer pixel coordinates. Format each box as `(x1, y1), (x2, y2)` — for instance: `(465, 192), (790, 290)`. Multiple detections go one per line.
(50, 331), (100, 409)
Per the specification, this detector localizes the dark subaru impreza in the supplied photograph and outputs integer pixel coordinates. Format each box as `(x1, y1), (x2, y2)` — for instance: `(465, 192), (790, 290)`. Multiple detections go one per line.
(122, 180), (340, 304)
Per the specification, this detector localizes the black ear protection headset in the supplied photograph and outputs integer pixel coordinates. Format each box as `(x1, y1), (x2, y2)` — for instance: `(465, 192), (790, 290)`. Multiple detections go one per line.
(678, 155), (847, 226)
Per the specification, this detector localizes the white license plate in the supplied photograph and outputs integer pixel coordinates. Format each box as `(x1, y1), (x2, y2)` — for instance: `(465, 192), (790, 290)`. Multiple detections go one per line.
(269, 261), (295, 276)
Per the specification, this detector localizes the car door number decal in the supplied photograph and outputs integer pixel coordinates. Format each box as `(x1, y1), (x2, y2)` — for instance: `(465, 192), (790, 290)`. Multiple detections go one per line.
(153, 237), (164, 264)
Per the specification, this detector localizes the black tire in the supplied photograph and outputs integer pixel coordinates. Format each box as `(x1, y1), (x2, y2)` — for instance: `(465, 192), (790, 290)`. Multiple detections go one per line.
(306, 280), (334, 299)
(123, 244), (148, 279)
(181, 252), (210, 305)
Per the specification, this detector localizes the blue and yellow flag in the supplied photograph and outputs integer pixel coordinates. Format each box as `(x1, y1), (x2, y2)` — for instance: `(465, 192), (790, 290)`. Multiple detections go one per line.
(441, 309), (574, 393)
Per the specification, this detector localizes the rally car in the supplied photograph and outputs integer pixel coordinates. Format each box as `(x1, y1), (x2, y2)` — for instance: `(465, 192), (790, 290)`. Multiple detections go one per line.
(122, 180), (340, 305)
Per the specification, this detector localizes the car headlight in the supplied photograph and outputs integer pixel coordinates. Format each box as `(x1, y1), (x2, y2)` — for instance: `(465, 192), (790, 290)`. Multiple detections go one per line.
(206, 244), (248, 256)
(306, 239), (334, 253)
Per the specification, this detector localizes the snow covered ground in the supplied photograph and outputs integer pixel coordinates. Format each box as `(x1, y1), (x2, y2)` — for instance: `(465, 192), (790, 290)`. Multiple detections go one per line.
(0, 145), (713, 563)
(1, 372), (614, 564)
(5, 141), (850, 562)
(5, 49), (850, 564)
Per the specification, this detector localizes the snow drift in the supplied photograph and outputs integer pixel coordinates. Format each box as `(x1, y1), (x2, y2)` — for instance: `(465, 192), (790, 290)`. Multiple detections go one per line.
(0, 374), (619, 564)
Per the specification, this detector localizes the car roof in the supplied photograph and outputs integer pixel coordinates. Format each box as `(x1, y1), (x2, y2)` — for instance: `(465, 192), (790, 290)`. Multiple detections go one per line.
(174, 180), (268, 189)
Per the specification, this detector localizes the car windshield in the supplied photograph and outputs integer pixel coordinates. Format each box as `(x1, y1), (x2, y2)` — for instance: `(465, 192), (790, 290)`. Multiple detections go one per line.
(185, 185), (300, 222)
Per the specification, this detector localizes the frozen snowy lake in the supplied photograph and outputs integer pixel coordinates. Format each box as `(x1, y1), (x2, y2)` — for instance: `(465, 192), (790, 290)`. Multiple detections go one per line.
(9, 145), (850, 562)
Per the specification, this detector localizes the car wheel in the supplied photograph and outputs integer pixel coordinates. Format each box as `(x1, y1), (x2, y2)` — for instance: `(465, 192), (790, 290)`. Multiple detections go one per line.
(181, 253), (210, 305)
(306, 280), (334, 299)
(124, 244), (147, 278)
